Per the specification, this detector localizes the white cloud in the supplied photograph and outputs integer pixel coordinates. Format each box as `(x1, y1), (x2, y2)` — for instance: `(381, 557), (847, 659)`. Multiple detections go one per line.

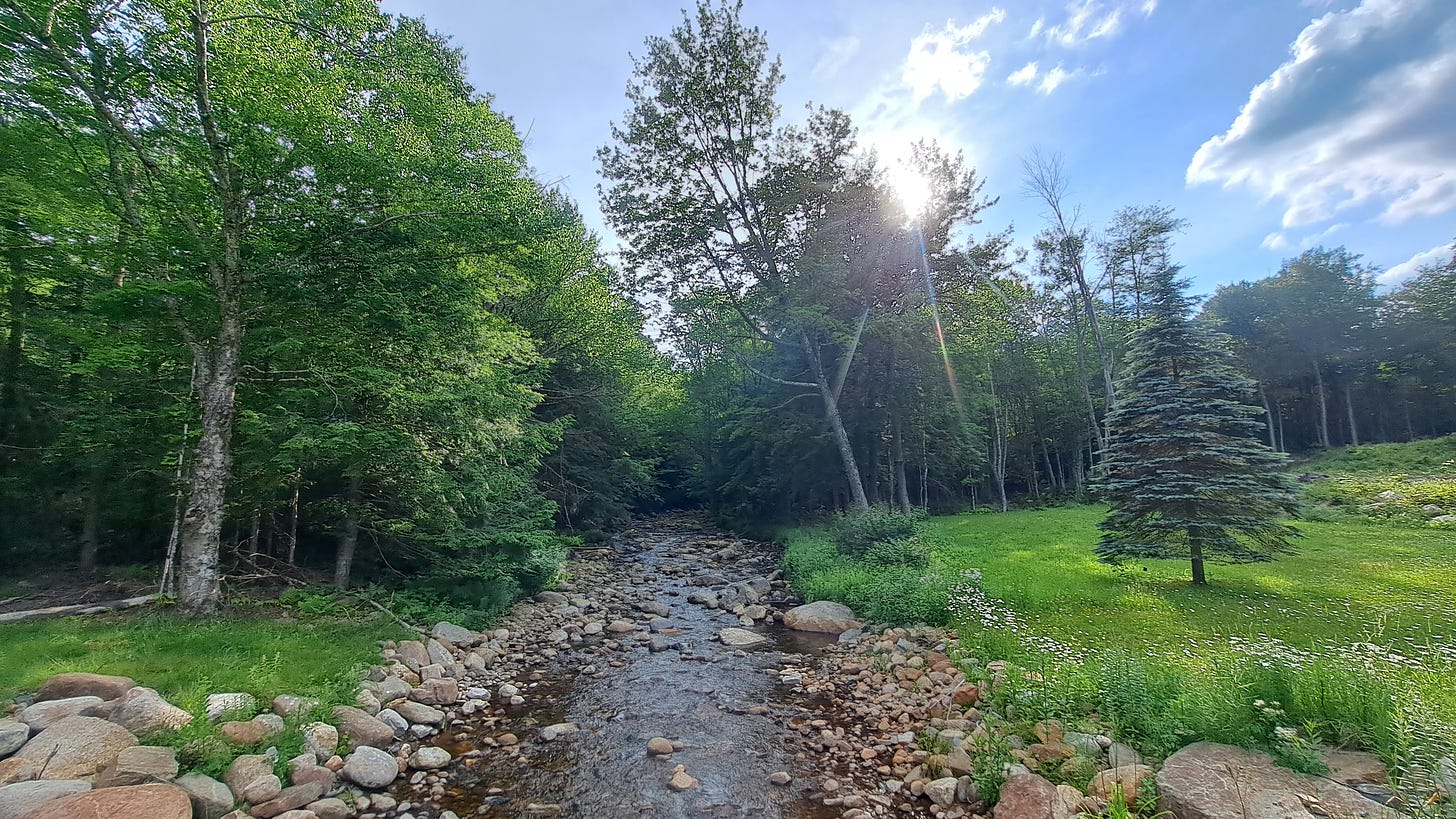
(1261, 232), (1290, 250)
(1141, 0), (1158, 15)
(1380, 241), (1454, 285)
(813, 35), (861, 80)
(1187, 0), (1456, 230)
(1007, 61), (1039, 86)
(1038, 64), (1083, 93)
(903, 9), (1007, 103)
(1042, 0), (1125, 47)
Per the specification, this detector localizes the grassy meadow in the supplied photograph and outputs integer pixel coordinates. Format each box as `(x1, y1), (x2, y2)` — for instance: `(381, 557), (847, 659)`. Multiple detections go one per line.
(783, 437), (1456, 784)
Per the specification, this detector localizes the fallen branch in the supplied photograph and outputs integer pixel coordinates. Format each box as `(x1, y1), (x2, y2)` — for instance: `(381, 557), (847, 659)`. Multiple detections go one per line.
(0, 595), (156, 624)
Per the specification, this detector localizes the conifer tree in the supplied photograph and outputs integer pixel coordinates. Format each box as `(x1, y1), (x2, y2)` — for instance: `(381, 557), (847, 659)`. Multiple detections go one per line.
(1096, 263), (1299, 584)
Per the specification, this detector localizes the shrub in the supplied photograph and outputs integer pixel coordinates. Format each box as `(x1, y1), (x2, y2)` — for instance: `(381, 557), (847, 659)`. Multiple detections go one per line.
(847, 567), (949, 626)
(864, 537), (930, 569)
(832, 506), (919, 556)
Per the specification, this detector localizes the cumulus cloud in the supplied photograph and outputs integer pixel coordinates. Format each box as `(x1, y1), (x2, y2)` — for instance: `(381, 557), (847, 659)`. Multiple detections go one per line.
(1039, 0), (1126, 46)
(1007, 61), (1040, 86)
(1380, 241), (1455, 285)
(1261, 232), (1290, 250)
(1006, 61), (1095, 94)
(903, 9), (1007, 102)
(1187, 0), (1456, 229)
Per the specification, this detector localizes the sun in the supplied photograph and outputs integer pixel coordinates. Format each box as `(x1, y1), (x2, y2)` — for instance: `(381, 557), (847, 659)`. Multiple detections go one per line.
(886, 163), (932, 221)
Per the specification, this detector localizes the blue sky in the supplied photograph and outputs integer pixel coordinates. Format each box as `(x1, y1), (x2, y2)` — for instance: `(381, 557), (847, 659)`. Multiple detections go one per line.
(379, 0), (1456, 294)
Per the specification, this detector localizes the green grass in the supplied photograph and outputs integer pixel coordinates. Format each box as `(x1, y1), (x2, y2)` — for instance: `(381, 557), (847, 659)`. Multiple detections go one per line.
(0, 609), (399, 777)
(782, 446), (1456, 794)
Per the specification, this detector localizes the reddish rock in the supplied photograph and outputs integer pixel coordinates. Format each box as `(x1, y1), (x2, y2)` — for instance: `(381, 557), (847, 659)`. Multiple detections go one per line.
(1087, 765), (1154, 806)
(1157, 742), (1399, 819)
(994, 772), (1074, 819)
(22, 783), (190, 819)
(12, 715), (137, 781)
(35, 673), (136, 702)
(951, 683), (980, 706)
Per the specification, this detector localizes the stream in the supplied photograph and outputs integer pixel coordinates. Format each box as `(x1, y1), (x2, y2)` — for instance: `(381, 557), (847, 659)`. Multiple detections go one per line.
(418, 518), (846, 819)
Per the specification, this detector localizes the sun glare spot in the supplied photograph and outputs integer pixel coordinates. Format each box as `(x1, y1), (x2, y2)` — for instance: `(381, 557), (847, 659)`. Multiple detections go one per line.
(887, 165), (932, 220)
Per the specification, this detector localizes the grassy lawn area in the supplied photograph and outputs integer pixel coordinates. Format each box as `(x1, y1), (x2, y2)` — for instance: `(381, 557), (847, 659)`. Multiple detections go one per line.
(0, 610), (393, 705)
(925, 506), (1456, 658)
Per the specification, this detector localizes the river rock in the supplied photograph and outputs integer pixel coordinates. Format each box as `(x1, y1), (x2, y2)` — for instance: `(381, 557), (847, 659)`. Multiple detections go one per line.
(108, 687), (193, 735)
(375, 676), (411, 703)
(605, 620), (635, 633)
(224, 754), (274, 798)
(1323, 749), (1389, 786)
(175, 772), (234, 818)
(668, 766), (698, 791)
(408, 746), (451, 770)
(540, 723), (579, 741)
(35, 672), (136, 702)
(1157, 742), (1399, 819)
(271, 694), (321, 718)
(12, 715), (136, 781)
(1088, 765), (1153, 805)
(925, 776), (960, 806)
(18, 696), (105, 732)
(426, 639), (453, 667)
(24, 784), (190, 819)
(250, 781), (325, 818)
(306, 797), (350, 819)
(393, 701), (444, 725)
(0, 780), (92, 819)
(0, 760), (37, 786)
(412, 677), (459, 706)
(717, 627), (767, 647)
(782, 600), (862, 633)
(241, 772), (283, 804)
(376, 708), (408, 736)
(432, 621), (477, 646)
(342, 746), (399, 789)
(994, 772), (1071, 819)
(331, 706), (395, 749)
(301, 722), (338, 762)
(1107, 741), (1142, 767)
(205, 692), (258, 722)
(220, 713), (283, 745)
(647, 737), (674, 756)
(98, 745), (178, 786)
(0, 721), (28, 757)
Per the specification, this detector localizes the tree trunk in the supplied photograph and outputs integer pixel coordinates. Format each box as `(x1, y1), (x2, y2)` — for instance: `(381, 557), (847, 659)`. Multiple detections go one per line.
(333, 474), (361, 589)
(177, 310), (242, 616)
(1258, 385), (1277, 451)
(989, 372), (1008, 512)
(79, 461), (105, 572)
(1190, 537), (1206, 585)
(1343, 381), (1359, 446)
(0, 218), (27, 442)
(1311, 359), (1330, 449)
(893, 422), (912, 515)
(803, 333), (869, 510)
(286, 475), (300, 564)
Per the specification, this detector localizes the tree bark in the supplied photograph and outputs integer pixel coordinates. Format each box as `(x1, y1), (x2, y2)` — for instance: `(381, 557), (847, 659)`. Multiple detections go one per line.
(988, 371), (1009, 512)
(893, 421), (912, 515)
(1311, 359), (1330, 449)
(1258, 385), (1277, 451)
(286, 475), (300, 564)
(802, 332), (869, 510)
(79, 461), (105, 572)
(177, 320), (241, 615)
(1190, 537), (1206, 585)
(1344, 381), (1359, 446)
(333, 474), (362, 589)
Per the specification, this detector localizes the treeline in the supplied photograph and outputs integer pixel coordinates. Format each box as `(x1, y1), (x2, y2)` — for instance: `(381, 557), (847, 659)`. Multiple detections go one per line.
(606, 2), (1456, 523)
(0, 0), (672, 616)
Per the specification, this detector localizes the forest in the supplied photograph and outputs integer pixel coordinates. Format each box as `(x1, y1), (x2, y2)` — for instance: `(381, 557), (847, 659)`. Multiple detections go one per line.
(2, 0), (1454, 621)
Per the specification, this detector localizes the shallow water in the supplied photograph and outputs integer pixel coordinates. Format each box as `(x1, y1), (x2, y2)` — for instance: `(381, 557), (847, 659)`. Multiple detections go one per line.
(432, 524), (845, 819)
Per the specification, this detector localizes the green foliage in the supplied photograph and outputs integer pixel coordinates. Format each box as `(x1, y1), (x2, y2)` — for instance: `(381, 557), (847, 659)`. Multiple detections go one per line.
(832, 506), (920, 556)
(1098, 264), (1300, 582)
(783, 530), (948, 625)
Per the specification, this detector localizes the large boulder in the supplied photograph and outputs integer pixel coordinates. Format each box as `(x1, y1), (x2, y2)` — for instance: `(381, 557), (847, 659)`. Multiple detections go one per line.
(0, 780), (91, 819)
(431, 621), (477, 647)
(782, 600), (862, 633)
(331, 706), (395, 750)
(12, 716), (136, 781)
(23, 783), (191, 819)
(17, 696), (105, 732)
(35, 672), (136, 702)
(251, 781), (326, 819)
(994, 772), (1073, 819)
(1157, 742), (1400, 819)
(107, 687), (193, 735)
(0, 721), (28, 758)
(0, 760), (37, 786)
(342, 746), (398, 789)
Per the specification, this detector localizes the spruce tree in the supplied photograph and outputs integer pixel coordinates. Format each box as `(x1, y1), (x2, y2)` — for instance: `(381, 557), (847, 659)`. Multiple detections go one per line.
(1097, 263), (1299, 584)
